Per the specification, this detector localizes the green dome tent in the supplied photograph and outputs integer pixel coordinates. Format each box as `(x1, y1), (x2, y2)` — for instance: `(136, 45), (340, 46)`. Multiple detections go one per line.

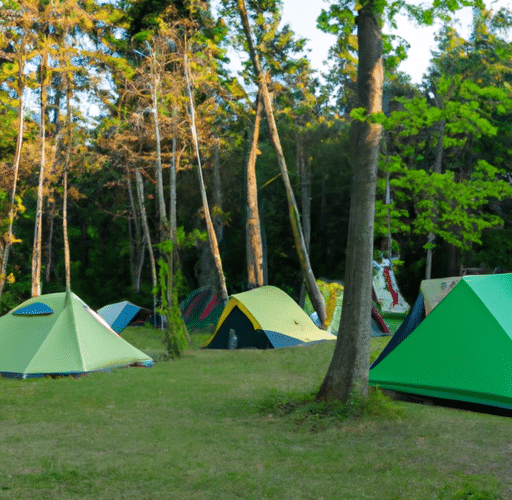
(0, 292), (154, 378)
(203, 286), (336, 349)
(369, 273), (512, 410)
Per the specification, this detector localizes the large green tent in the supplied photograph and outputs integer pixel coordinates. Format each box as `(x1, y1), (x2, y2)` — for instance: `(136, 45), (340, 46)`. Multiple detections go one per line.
(0, 292), (154, 378)
(203, 286), (336, 349)
(369, 273), (512, 410)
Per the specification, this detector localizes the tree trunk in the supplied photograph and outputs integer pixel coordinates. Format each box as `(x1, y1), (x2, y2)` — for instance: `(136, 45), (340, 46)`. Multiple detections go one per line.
(297, 133), (312, 307)
(170, 111), (178, 244)
(184, 46), (229, 303)
(425, 113), (445, 280)
(63, 76), (73, 292)
(317, 1), (383, 402)
(0, 90), (25, 302)
(212, 141), (224, 243)
(0, 34), (26, 302)
(146, 41), (168, 240)
(236, 0), (326, 324)
(135, 168), (158, 311)
(126, 175), (144, 293)
(246, 91), (265, 289)
(32, 51), (49, 298)
(45, 200), (55, 283)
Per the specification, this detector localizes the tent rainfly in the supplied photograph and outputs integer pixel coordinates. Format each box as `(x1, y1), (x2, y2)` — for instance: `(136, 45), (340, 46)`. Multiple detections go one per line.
(369, 273), (512, 410)
(98, 300), (153, 334)
(203, 286), (336, 349)
(0, 292), (154, 378)
(180, 288), (225, 332)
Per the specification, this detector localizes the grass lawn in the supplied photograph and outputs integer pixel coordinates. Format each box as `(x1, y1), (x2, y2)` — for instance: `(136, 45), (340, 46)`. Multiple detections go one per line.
(1, 328), (511, 500)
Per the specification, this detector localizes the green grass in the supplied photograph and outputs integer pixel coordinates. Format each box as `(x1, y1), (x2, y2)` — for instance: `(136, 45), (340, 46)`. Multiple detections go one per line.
(1, 332), (511, 500)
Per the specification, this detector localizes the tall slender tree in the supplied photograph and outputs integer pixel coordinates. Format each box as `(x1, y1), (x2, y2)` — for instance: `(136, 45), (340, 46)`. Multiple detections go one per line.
(246, 90), (265, 289)
(184, 43), (229, 303)
(0, 8), (31, 301)
(234, 0), (327, 324)
(31, 34), (49, 297)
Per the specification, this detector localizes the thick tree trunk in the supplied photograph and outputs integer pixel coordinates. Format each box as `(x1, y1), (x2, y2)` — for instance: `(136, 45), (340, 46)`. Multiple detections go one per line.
(236, 0), (326, 324)
(317, 2), (383, 402)
(184, 48), (228, 303)
(246, 91), (265, 289)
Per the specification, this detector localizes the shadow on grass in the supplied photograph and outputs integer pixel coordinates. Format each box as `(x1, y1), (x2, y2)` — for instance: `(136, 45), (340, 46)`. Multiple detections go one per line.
(385, 390), (512, 419)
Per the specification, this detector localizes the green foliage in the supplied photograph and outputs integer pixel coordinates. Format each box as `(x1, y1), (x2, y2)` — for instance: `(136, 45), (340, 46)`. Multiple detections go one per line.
(390, 167), (512, 250)
(154, 254), (188, 360)
(374, 199), (410, 238)
(380, 23), (512, 257)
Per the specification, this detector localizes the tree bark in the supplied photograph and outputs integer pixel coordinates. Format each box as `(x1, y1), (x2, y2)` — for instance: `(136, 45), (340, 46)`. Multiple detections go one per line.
(32, 49), (49, 298)
(246, 91), (265, 289)
(236, 0), (326, 324)
(62, 75), (73, 292)
(146, 41), (168, 240)
(317, 1), (383, 402)
(297, 133), (312, 307)
(135, 168), (158, 312)
(170, 110), (178, 244)
(45, 200), (55, 283)
(126, 175), (144, 293)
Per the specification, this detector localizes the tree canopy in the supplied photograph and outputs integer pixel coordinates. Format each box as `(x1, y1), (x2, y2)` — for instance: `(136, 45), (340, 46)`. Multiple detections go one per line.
(0, 0), (511, 349)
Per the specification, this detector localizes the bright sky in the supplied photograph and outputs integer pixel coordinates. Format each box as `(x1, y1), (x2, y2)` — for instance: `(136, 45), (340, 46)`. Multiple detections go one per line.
(280, 0), (476, 84)
(280, 0), (512, 85)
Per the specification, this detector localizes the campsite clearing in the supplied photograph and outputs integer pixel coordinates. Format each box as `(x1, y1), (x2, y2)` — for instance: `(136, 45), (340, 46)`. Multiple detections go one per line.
(0, 329), (511, 500)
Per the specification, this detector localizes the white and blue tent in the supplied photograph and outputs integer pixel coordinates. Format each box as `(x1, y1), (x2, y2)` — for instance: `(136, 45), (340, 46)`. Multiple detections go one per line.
(98, 301), (153, 334)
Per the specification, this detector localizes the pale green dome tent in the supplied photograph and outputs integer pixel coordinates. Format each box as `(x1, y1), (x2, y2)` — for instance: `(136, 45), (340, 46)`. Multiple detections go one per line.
(369, 273), (512, 410)
(202, 286), (336, 349)
(0, 291), (154, 378)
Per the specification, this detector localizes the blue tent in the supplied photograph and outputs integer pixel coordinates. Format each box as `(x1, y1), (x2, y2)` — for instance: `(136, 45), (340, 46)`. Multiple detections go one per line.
(98, 301), (153, 334)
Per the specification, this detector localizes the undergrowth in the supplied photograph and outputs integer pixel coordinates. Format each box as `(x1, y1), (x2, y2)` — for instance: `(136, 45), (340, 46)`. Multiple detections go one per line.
(258, 386), (404, 428)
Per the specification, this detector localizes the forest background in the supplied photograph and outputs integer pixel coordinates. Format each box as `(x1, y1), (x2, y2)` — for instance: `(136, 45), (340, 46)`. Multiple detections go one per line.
(1, 0), (512, 319)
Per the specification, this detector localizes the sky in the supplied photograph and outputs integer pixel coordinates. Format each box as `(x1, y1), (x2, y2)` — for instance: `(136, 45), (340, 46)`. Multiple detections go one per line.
(279, 0), (476, 84)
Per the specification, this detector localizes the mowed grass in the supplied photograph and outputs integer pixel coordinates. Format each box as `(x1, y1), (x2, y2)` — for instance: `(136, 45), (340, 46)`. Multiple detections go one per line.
(1, 329), (511, 500)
